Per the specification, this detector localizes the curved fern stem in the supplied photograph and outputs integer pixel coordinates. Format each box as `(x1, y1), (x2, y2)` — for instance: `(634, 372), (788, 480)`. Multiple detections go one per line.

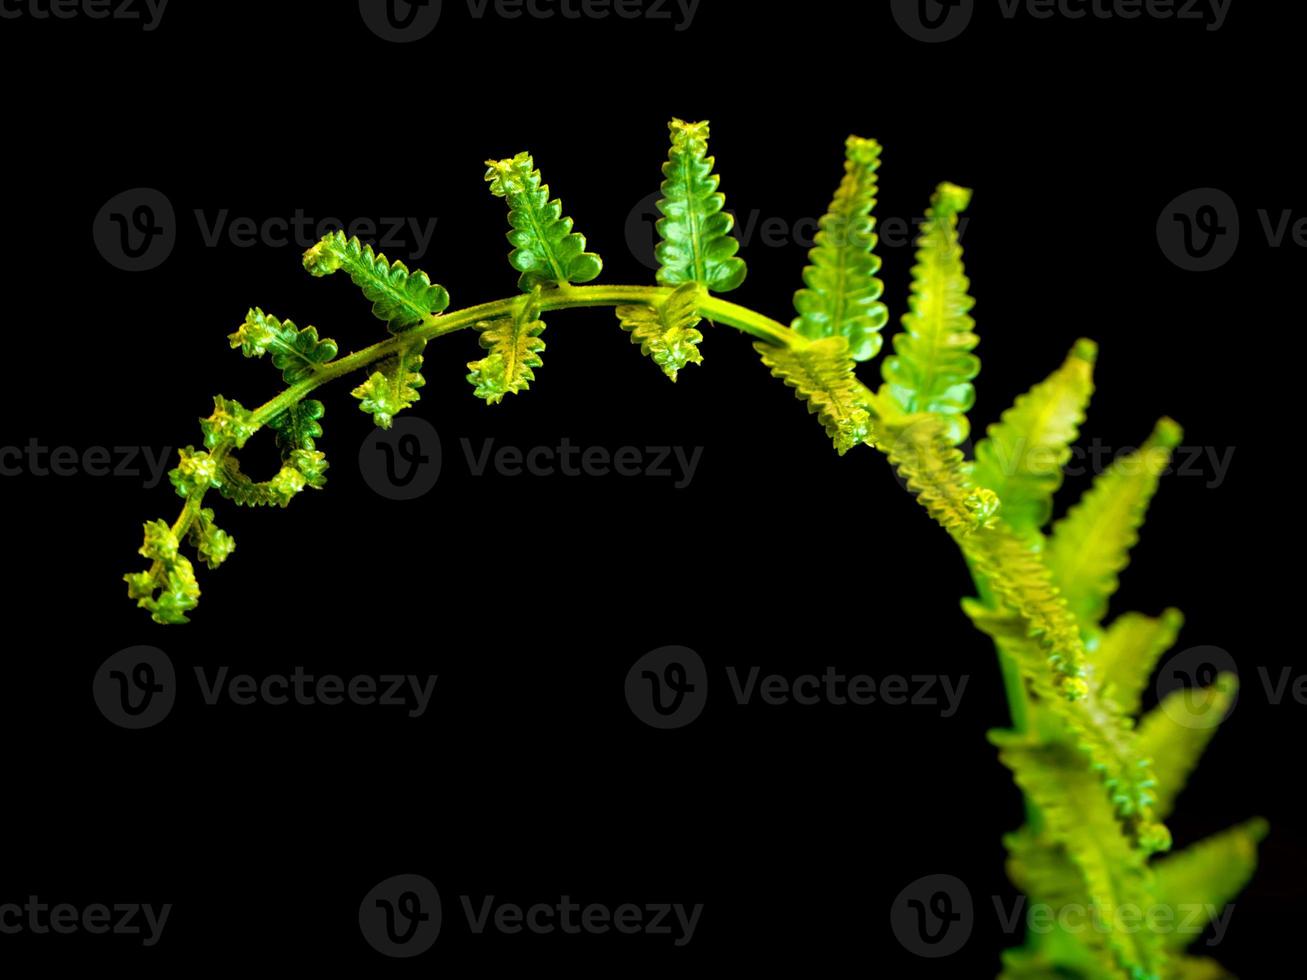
(146, 284), (802, 570)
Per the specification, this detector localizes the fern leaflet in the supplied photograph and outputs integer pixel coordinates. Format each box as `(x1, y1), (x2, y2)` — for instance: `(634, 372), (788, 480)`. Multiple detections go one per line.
(879, 182), (979, 444)
(303, 231), (450, 331)
(791, 135), (888, 361)
(485, 151), (603, 291)
(617, 282), (705, 381)
(656, 118), (747, 293)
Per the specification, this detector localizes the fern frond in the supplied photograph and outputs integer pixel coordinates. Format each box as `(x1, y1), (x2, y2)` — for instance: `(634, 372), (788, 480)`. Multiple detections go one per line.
(972, 340), (1097, 535)
(791, 136), (888, 361)
(616, 282), (705, 381)
(995, 738), (1169, 980)
(485, 151), (603, 291)
(967, 600), (1168, 852)
(754, 336), (872, 454)
(1152, 819), (1267, 953)
(1047, 418), (1182, 628)
(303, 231), (450, 331)
(352, 340), (427, 428)
(655, 118), (747, 294)
(1138, 674), (1237, 820)
(467, 292), (546, 404)
(228, 308), (338, 384)
(1093, 608), (1185, 716)
(879, 182), (979, 445)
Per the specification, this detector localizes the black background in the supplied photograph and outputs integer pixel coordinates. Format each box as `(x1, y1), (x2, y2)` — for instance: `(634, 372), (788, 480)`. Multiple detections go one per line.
(0, 0), (1300, 973)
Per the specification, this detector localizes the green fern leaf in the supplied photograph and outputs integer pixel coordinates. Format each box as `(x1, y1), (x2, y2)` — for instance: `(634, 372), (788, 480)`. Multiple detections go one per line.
(1002, 829), (1130, 979)
(880, 413), (1003, 535)
(1047, 418), (1182, 628)
(485, 151), (603, 291)
(124, 519), (201, 625)
(467, 293), (546, 404)
(754, 336), (872, 454)
(995, 738), (1169, 980)
(879, 182), (979, 445)
(875, 412), (1089, 699)
(187, 507), (235, 570)
(972, 339), (1097, 534)
(1152, 819), (1267, 953)
(303, 231), (450, 331)
(213, 452), (326, 508)
(352, 340), (427, 428)
(967, 600), (1169, 850)
(1093, 608), (1185, 716)
(200, 395), (257, 450)
(168, 446), (220, 500)
(655, 118), (747, 294)
(616, 282), (705, 381)
(268, 399), (326, 452)
(228, 308), (338, 384)
(791, 136), (888, 361)
(1138, 674), (1238, 820)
